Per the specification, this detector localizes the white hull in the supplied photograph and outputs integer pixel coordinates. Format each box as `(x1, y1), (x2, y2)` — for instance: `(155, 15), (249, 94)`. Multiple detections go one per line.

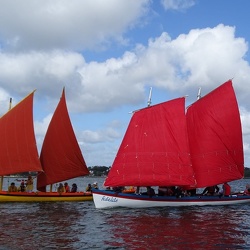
(92, 190), (250, 209)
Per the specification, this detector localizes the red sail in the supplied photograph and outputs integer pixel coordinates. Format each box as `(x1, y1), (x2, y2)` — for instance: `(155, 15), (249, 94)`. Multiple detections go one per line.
(0, 92), (42, 175)
(104, 98), (195, 187)
(186, 80), (244, 188)
(37, 89), (89, 189)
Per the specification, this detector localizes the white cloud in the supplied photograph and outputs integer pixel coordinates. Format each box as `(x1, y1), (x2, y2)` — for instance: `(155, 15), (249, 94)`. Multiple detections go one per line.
(0, 0), (150, 51)
(241, 107), (250, 136)
(0, 88), (11, 116)
(1, 24), (250, 113)
(68, 25), (250, 113)
(80, 122), (121, 144)
(34, 113), (53, 152)
(0, 50), (85, 96)
(161, 0), (195, 11)
(77, 120), (123, 166)
(240, 107), (250, 167)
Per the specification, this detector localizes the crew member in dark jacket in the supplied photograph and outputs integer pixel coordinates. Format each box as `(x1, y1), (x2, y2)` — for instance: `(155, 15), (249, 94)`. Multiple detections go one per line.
(202, 185), (219, 195)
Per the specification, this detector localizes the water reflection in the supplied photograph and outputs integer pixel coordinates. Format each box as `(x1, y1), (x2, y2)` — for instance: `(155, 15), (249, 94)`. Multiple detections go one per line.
(0, 202), (88, 249)
(105, 206), (250, 249)
(0, 177), (250, 249)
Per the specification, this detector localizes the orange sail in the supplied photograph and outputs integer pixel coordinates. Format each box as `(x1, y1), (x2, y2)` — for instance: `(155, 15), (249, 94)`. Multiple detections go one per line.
(37, 88), (89, 190)
(0, 92), (42, 176)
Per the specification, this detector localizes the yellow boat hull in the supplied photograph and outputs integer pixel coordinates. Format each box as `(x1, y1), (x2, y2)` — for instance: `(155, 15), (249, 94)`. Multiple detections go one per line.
(0, 191), (93, 202)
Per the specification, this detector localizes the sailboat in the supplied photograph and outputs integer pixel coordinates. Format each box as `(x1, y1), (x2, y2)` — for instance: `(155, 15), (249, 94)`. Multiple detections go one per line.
(92, 80), (250, 208)
(0, 89), (92, 202)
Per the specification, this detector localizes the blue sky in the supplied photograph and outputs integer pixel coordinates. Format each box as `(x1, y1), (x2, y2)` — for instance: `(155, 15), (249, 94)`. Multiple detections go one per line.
(0, 0), (250, 167)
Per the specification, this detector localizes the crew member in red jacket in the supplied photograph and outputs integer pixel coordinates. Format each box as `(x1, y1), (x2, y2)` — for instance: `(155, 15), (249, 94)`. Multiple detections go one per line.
(223, 182), (231, 197)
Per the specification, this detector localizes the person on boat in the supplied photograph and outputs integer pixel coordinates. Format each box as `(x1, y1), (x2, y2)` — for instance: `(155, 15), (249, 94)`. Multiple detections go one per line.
(202, 185), (219, 196)
(135, 186), (140, 194)
(57, 183), (65, 194)
(174, 186), (184, 198)
(158, 186), (175, 196)
(222, 182), (231, 197)
(158, 186), (168, 196)
(92, 182), (99, 189)
(86, 183), (92, 192)
(147, 186), (156, 197)
(113, 186), (124, 193)
(243, 185), (250, 195)
(71, 183), (78, 192)
(64, 182), (70, 192)
(8, 182), (18, 192)
(122, 186), (136, 193)
(26, 175), (34, 192)
(141, 186), (155, 197)
(181, 187), (197, 197)
(18, 181), (26, 192)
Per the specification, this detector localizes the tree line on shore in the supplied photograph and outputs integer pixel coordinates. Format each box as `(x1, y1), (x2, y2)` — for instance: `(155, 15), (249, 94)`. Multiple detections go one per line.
(244, 168), (250, 177)
(88, 166), (250, 178)
(7, 166), (250, 178)
(88, 166), (110, 176)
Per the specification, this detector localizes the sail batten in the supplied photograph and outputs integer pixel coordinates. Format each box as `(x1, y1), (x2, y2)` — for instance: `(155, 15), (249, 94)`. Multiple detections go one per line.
(37, 89), (89, 189)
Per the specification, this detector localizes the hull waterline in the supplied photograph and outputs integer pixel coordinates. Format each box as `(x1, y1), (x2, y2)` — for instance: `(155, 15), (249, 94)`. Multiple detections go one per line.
(0, 191), (92, 202)
(93, 190), (250, 209)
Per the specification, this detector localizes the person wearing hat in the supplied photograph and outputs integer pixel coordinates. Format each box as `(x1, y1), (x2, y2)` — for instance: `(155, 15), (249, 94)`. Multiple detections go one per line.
(18, 181), (26, 192)
(8, 182), (18, 192)
(92, 182), (98, 189)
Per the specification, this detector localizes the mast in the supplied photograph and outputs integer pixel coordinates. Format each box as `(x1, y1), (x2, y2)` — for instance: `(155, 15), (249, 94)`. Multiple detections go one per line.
(129, 87), (153, 114)
(197, 87), (202, 100)
(147, 87), (152, 107)
(9, 98), (12, 110)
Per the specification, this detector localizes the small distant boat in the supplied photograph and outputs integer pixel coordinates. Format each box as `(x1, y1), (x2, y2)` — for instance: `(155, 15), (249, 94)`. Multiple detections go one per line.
(0, 89), (92, 202)
(93, 80), (250, 208)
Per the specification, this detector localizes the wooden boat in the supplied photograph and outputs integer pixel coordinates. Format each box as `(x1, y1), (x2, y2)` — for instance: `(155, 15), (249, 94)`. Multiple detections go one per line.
(93, 80), (250, 208)
(0, 191), (92, 202)
(0, 89), (92, 202)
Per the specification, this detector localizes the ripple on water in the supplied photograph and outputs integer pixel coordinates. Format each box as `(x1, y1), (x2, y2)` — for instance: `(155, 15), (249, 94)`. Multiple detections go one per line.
(0, 178), (250, 249)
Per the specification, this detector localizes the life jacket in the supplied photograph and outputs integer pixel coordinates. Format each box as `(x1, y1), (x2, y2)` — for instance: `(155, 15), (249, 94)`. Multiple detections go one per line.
(65, 185), (70, 192)
(9, 186), (17, 192)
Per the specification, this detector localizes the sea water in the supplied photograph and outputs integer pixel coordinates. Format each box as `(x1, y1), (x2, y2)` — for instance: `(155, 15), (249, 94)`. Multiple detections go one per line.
(0, 177), (250, 249)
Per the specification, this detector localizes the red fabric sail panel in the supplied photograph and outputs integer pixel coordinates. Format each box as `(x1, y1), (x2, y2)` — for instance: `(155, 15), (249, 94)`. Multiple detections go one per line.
(0, 92), (42, 176)
(37, 89), (89, 189)
(104, 97), (195, 187)
(186, 80), (244, 188)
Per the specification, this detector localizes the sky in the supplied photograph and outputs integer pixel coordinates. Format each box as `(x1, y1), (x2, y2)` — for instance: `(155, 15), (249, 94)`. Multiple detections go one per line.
(0, 0), (250, 167)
